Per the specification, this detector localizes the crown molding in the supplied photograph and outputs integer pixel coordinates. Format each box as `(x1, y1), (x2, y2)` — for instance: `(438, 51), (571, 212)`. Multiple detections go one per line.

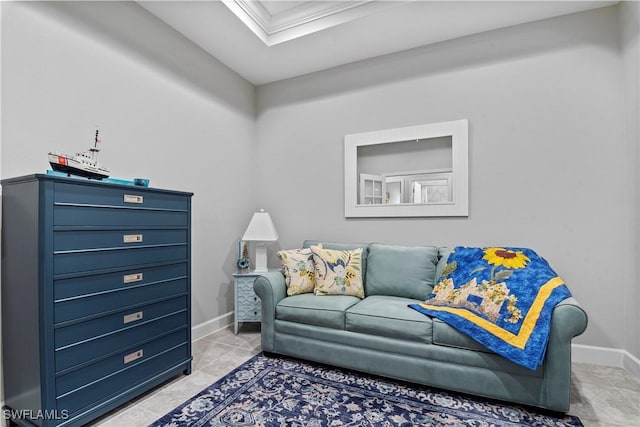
(222, 0), (402, 46)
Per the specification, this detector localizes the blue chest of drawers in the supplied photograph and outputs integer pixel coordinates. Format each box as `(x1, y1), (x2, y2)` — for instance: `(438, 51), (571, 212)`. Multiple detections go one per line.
(1, 174), (193, 426)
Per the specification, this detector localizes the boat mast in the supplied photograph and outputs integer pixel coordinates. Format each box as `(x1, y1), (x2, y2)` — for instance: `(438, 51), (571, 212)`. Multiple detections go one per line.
(89, 129), (100, 161)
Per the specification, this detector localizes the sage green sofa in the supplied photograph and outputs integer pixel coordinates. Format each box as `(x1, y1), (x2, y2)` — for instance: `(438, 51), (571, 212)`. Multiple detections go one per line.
(253, 241), (588, 412)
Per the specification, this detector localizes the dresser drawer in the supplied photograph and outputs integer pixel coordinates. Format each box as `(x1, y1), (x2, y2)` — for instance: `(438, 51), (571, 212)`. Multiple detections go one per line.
(54, 204), (189, 227)
(55, 277), (188, 323)
(56, 329), (188, 397)
(54, 182), (189, 210)
(237, 292), (261, 311)
(236, 277), (257, 293)
(54, 243), (188, 275)
(55, 311), (187, 372)
(237, 303), (261, 321)
(55, 296), (187, 348)
(57, 342), (189, 416)
(54, 229), (187, 251)
(55, 263), (187, 300)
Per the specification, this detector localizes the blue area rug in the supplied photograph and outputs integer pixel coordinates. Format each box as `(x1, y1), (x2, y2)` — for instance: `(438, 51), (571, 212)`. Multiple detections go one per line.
(150, 353), (582, 426)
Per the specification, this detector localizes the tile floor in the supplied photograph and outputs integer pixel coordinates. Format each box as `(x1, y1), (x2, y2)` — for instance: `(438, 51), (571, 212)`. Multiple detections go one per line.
(88, 325), (639, 427)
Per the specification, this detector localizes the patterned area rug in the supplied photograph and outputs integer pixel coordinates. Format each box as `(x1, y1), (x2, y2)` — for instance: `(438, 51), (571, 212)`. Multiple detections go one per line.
(150, 353), (582, 427)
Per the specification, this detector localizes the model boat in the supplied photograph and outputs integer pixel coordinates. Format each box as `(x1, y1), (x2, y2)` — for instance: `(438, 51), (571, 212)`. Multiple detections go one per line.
(48, 130), (110, 180)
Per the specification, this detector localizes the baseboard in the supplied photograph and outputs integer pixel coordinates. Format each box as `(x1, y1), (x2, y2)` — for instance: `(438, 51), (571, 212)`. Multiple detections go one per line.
(623, 351), (640, 379)
(191, 311), (233, 341)
(572, 343), (640, 380)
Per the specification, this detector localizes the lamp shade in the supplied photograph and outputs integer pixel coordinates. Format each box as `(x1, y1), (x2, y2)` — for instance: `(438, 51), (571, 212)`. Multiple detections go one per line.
(241, 209), (279, 242)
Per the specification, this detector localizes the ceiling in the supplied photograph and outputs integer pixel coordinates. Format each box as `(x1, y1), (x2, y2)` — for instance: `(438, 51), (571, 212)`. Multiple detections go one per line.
(138, 1), (617, 86)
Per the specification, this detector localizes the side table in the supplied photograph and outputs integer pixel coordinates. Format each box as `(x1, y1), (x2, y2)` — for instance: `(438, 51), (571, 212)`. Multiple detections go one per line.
(232, 271), (263, 334)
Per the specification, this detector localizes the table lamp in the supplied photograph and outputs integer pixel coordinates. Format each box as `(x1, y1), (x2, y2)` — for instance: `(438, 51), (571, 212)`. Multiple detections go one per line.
(241, 209), (279, 272)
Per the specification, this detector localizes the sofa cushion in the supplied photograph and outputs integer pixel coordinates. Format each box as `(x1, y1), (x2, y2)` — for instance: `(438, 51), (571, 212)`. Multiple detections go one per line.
(276, 294), (361, 329)
(345, 295), (433, 343)
(366, 243), (439, 300)
(432, 318), (492, 353)
(310, 246), (365, 298)
(303, 240), (368, 284)
(277, 247), (317, 296)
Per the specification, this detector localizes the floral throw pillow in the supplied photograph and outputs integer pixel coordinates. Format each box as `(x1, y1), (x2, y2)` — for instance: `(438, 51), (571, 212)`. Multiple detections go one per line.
(310, 245), (364, 298)
(278, 248), (317, 296)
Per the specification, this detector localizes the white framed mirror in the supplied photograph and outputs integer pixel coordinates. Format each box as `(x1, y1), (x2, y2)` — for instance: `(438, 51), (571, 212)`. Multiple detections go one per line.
(344, 119), (468, 217)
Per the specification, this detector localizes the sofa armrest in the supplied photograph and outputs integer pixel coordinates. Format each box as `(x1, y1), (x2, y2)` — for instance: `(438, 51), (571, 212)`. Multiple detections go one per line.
(552, 297), (588, 340)
(253, 271), (287, 352)
(543, 296), (588, 411)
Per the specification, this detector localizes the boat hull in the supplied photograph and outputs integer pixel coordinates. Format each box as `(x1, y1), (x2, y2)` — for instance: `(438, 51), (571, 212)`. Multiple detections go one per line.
(48, 153), (109, 180)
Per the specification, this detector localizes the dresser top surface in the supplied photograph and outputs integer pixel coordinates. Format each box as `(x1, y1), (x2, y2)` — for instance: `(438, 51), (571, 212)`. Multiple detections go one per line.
(1, 173), (193, 197)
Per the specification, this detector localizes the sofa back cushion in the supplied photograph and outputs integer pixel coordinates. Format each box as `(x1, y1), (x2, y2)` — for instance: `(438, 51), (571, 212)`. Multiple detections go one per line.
(303, 240), (369, 284)
(366, 243), (439, 300)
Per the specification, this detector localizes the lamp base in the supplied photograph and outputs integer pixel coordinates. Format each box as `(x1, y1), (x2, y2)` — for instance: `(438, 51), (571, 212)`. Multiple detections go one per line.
(253, 242), (269, 273)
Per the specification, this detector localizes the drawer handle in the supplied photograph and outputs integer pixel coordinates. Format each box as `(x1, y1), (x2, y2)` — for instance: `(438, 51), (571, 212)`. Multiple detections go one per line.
(123, 273), (143, 283)
(124, 194), (144, 204)
(124, 349), (143, 364)
(123, 311), (143, 324)
(123, 234), (143, 243)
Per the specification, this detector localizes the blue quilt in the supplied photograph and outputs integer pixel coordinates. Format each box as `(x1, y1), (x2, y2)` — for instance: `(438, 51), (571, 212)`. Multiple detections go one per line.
(409, 246), (571, 370)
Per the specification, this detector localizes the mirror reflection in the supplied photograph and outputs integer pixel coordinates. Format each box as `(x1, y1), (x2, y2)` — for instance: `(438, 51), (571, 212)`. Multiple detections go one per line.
(357, 137), (453, 205)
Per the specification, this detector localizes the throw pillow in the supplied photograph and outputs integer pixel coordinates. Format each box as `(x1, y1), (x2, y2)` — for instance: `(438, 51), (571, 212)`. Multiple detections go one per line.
(303, 240), (369, 285)
(278, 247), (318, 296)
(310, 245), (364, 298)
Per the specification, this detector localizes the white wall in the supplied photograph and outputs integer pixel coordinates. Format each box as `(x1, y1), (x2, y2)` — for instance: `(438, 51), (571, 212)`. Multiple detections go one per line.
(0, 1), (255, 332)
(256, 6), (636, 356)
(619, 0), (640, 369)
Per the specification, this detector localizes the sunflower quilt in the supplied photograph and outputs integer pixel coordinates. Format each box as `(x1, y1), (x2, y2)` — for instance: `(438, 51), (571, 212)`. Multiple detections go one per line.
(409, 246), (571, 370)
